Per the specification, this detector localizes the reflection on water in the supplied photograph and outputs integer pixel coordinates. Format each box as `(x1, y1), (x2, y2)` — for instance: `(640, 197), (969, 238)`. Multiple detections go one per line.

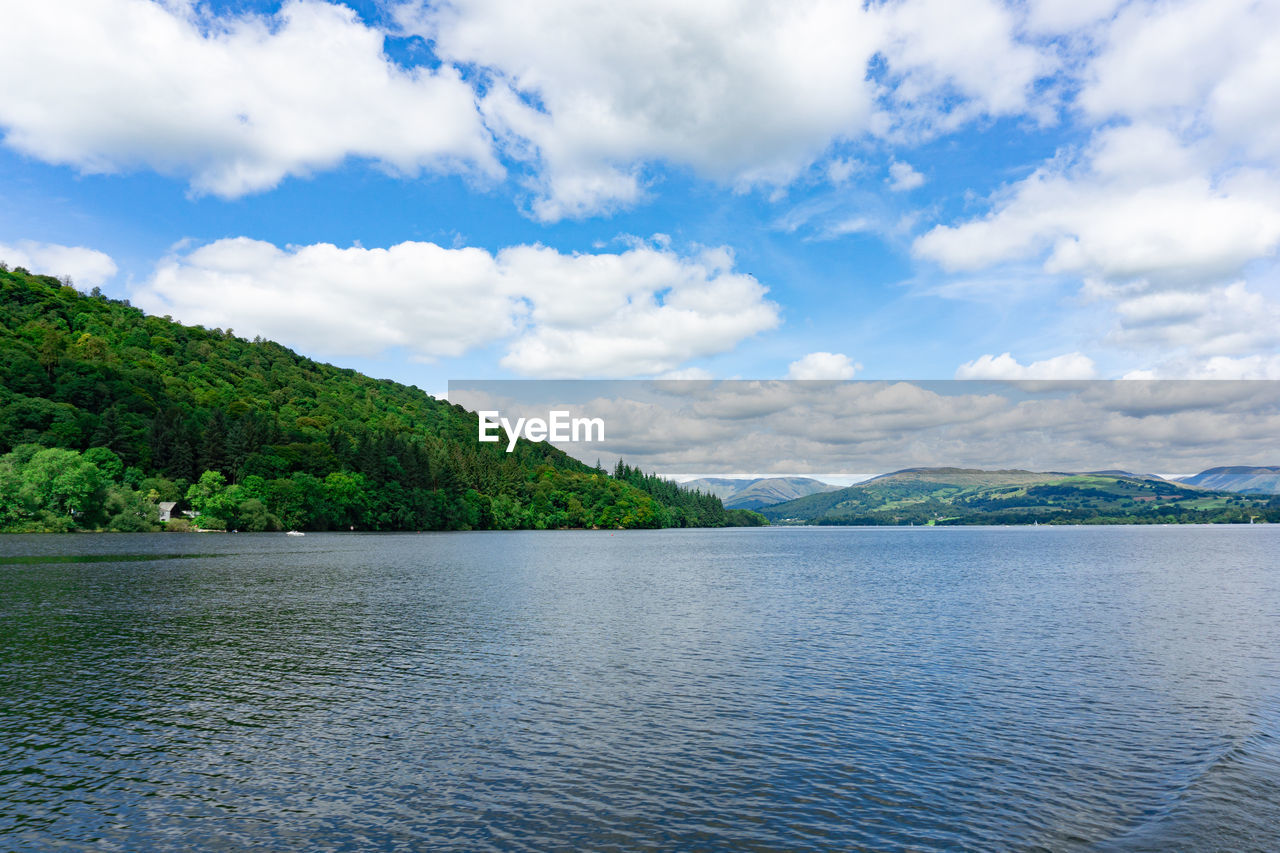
(2, 527), (1279, 851)
(0, 553), (218, 565)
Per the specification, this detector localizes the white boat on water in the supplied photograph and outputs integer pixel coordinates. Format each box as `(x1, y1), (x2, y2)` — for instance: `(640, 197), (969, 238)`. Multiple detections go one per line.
(285, 530), (305, 536)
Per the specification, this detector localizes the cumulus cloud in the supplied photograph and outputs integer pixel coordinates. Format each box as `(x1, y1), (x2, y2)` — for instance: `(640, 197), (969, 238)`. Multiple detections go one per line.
(1079, 0), (1269, 126)
(405, 0), (884, 220)
(1112, 282), (1280, 349)
(497, 245), (780, 376)
(955, 351), (1098, 379)
(0, 0), (1070, 218)
(1095, 277), (1280, 380)
(1076, 0), (1280, 200)
(914, 124), (1280, 286)
(874, 0), (1050, 130)
(911, 1), (1280, 378)
(394, 0), (1061, 219)
(134, 238), (779, 377)
(787, 352), (861, 380)
(921, 0), (1280, 273)
(1075, 0), (1280, 185)
(887, 160), (925, 191)
(0, 0), (497, 197)
(0, 240), (117, 286)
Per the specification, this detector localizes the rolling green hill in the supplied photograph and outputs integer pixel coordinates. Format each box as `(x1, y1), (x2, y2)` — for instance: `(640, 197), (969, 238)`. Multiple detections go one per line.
(761, 467), (1280, 525)
(0, 265), (763, 532)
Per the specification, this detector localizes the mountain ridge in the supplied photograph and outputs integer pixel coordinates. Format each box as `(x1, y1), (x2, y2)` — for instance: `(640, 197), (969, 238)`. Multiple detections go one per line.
(1176, 466), (1280, 494)
(681, 476), (840, 509)
(761, 466), (1278, 525)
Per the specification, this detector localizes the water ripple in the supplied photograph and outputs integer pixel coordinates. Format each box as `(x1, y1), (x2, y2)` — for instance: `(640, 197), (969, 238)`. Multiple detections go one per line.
(2, 527), (1279, 850)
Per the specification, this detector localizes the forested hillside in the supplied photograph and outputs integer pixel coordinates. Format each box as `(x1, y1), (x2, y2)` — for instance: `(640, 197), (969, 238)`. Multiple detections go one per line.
(0, 266), (763, 532)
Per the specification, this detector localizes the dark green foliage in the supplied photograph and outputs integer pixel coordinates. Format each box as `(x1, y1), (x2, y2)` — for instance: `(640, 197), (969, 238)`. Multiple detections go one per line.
(609, 461), (767, 527)
(0, 267), (756, 532)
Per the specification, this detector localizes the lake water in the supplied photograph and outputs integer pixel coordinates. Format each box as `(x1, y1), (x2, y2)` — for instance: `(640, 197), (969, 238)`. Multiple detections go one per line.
(2, 526), (1279, 851)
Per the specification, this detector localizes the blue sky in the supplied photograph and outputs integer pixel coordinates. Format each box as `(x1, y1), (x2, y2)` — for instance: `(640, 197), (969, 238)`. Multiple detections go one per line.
(3, 0), (1279, 393)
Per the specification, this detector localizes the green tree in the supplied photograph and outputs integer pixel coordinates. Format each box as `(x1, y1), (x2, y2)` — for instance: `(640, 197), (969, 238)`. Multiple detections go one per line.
(104, 485), (161, 532)
(235, 498), (280, 532)
(19, 447), (105, 526)
(185, 470), (234, 523)
(324, 471), (371, 529)
(84, 447), (124, 483)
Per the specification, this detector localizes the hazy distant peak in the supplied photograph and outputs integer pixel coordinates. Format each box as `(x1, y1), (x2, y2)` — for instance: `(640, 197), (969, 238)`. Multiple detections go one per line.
(681, 476), (841, 509)
(1178, 466), (1280, 494)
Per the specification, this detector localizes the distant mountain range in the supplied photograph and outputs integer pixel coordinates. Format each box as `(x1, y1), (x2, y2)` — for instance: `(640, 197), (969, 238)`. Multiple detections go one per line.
(680, 465), (1280, 517)
(1175, 466), (1280, 494)
(758, 467), (1280, 526)
(681, 476), (842, 510)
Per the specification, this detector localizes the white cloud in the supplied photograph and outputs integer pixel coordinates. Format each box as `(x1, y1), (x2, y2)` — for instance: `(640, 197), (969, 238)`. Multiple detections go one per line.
(907, 2), (1280, 379)
(405, 0), (884, 220)
(396, 0), (1061, 220)
(825, 217), (875, 237)
(914, 124), (1280, 286)
(657, 367), (714, 380)
(874, 0), (1051, 132)
(0, 0), (1068, 219)
(787, 352), (861, 380)
(0, 0), (497, 198)
(141, 238), (515, 358)
(0, 240), (117, 286)
(1106, 280), (1280, 359)
(1079, 0), (1263, 123)
(1022, 0), (1125, 35)
(887, 160), (925, 191)
(498, 245), (780, 375)
(911, 0), (1280, 292)
(1078, 0), (1280, 170)
(1123, 355), (1280, 380)
(826, 157), (862, 185)
(955, 351), (1097, 379)
(134, 238), (779, 377)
